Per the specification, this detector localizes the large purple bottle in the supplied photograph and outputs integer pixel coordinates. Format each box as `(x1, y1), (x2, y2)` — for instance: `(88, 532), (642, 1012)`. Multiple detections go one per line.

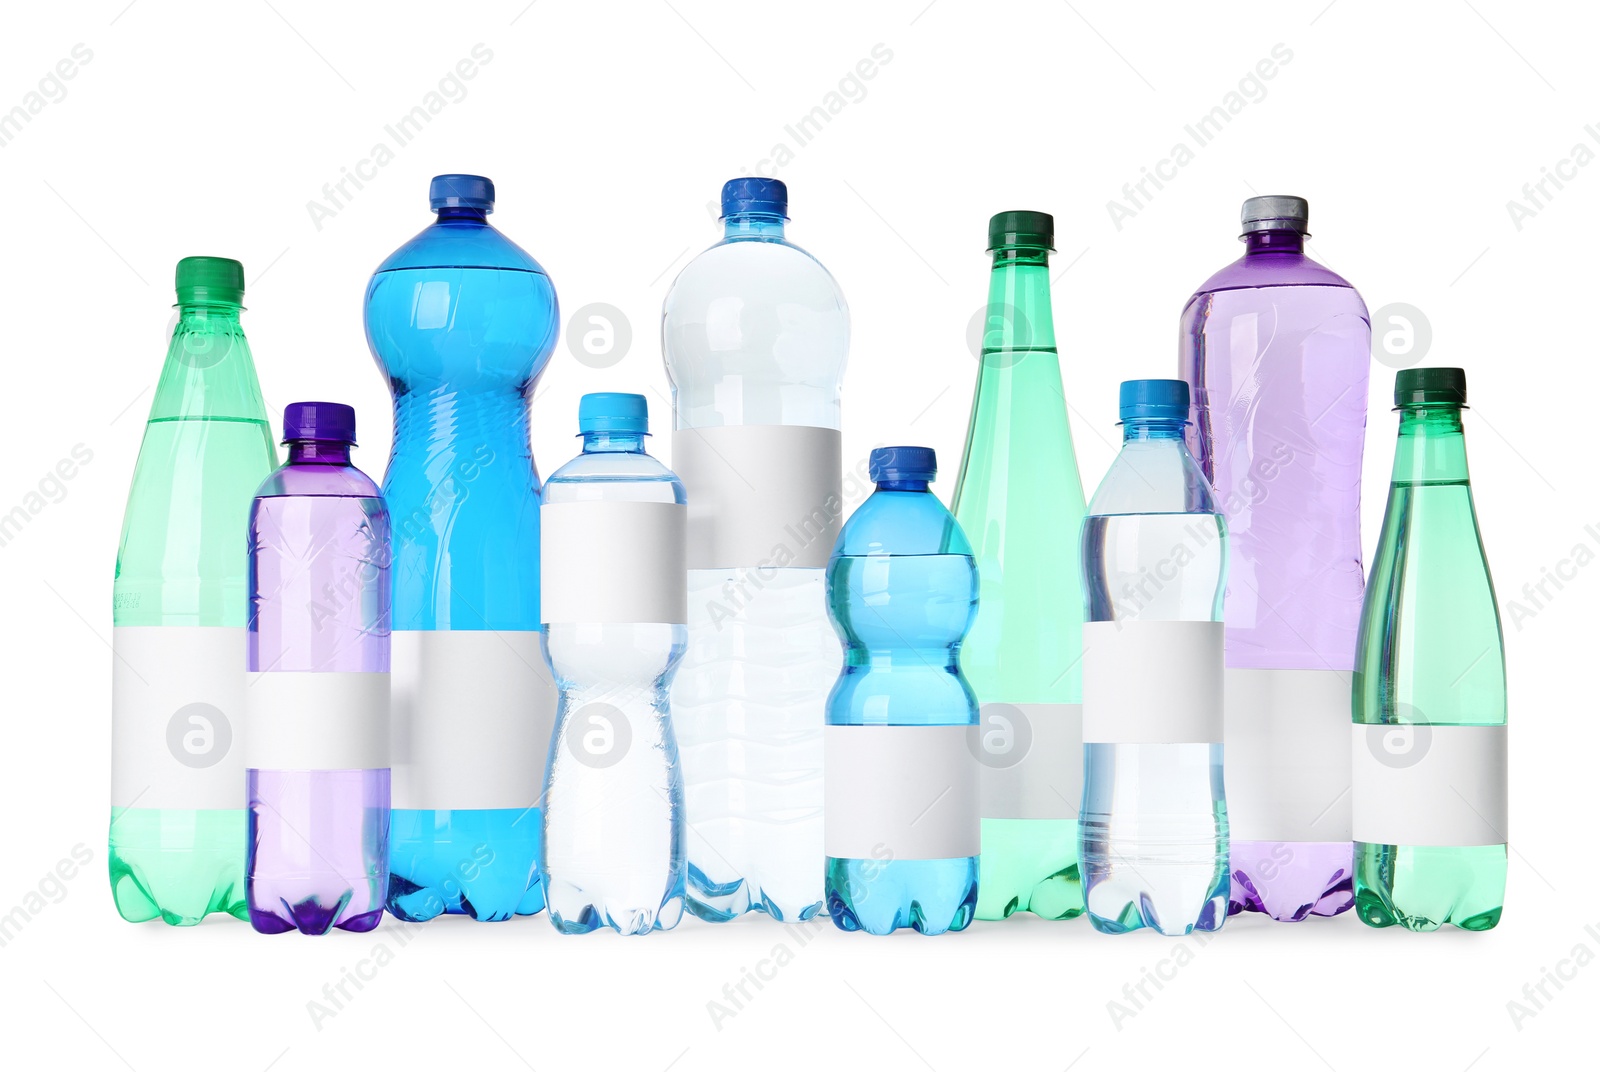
(1180, 196), (1370, 922)
(246, 402), (391, 934)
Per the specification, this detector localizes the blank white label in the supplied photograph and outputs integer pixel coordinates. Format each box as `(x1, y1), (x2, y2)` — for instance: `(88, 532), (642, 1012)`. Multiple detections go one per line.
(245, 671), (389, 770)
(540, 500), (687, 625)
(1082, 620), (1224, 744)
(673, 425), (843, 570)
(390, 630), (556, 811)
(977, 702), (1083, 820)
(1224, 668), (1353, 842)
(111, 626), (247, 810)
(1352, 723), (1508, 846)
(824, 724), (979, 861)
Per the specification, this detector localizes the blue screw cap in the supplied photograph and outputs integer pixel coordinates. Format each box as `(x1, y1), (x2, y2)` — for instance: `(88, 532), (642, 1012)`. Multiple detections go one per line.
(870, 446), (937, 484)
(578, 392), (649, 436)
(1119, 379), (1190, 423)
(721, 176), (788, 220)
(430, 174), (495, 213)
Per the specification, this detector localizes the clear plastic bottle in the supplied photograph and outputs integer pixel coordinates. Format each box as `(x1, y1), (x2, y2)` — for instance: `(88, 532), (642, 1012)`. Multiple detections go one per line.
(246, 402), (390, 935)
(662, 177), (848, 923)
(110, 256), (278, 925)
(1180, 195), (1369, 921)
(538, 394), (687, 935)
(364, 174), (559, 922)
(824, 447), (979, 936)
(1080, 380), (1229, 936)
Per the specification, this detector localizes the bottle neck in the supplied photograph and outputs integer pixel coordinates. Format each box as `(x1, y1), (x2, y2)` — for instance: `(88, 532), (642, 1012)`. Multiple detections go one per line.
(723, 212), (786, 239)
(1243, 229), (1305, 255)
(436, 207), (488, 223)
(875, 478), (929, 493)
(175, 300), (243, 323)
(982, 246), (1057, 363)
(581, 431), (645, 453)
(287, 440), (353, 465)
(1392, 405), (1469, 484)
(1121, 417), (1187, 442)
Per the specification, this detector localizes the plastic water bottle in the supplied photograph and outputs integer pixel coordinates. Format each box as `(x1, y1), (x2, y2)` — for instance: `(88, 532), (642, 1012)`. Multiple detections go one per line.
(824, 447), (979, 936)
(538, 394), (687, 934)
(1180, 195), (1369, 922)
(1080, 380), (1229, 936)
(663, 177), (848, 923)
(951, 210), (1088, 922)
(246, 403), (390, 934)
(364, 174), (559, 922)
(110, 256), (277, 925)
(1354, 368), (1506, 931)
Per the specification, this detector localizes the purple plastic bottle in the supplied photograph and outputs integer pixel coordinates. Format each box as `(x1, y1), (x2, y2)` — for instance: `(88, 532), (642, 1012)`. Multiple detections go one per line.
(246, 402), (392, 934)
(1180, 196), (1370, 922)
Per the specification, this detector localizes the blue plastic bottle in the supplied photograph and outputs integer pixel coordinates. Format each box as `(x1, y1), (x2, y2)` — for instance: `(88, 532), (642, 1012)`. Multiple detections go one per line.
(1080, 380), (1230, 936)
(364, 174), (560, 921)
(539, 394), (688, 935)
(823, 447), (980, 936)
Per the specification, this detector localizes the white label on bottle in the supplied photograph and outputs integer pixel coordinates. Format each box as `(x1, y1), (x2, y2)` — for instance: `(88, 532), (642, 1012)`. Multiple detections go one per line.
(111, 626), (248, 810)
(244, 672), (389, 770)
(824, 725), (979, 861)
(976, 702), (1083, 820)
(390, 630), (556, 811)
(672, 425), (842, 570)
(1224, 668), (1353, 842)
(540, 500), (687, 625)
(1082, 620), (1224, 744)
(1351, 723), (1508, 846)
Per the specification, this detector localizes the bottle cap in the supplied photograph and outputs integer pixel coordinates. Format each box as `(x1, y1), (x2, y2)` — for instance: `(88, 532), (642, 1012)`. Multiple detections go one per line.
(283, 401), (356, 445)
(175, 256), (245, 306)
(1241, 195), (1309, 235)
(721, 177), (788, 219)
(430, 174), (495, 213)
(1119, 379), (1190, 422)
(869, 446), (937, 484)
(1394, 367), (1467, 407)
(578, 392), (649, 435)
(987, 210), (1054, 252)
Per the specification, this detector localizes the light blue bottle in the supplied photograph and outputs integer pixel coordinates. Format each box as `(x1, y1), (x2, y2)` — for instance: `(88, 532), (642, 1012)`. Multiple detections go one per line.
(364, 174), (559, 922)
(824, 447), (980, 936)
(538, 394), (688, 934)
(1080, 380), (1229, 935)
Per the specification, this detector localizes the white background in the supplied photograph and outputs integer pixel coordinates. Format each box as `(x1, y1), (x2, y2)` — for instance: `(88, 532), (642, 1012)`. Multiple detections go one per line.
(1, 1), (1594, 1069)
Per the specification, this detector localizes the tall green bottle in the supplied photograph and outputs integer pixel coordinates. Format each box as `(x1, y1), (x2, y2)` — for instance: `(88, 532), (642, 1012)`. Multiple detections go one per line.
(952, 211), (1088, 921)
(1353, 367), (1506, 931)
(109, 257), (278, 924)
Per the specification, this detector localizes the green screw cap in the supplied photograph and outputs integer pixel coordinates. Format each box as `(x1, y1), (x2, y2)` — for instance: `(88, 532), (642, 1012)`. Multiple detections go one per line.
(987, 210), (1054, 252)
(1395, 366), (1467, 407)
(175, 256), (245, 306)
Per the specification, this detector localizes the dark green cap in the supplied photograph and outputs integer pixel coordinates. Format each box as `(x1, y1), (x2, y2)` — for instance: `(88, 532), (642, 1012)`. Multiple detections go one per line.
(1395, 367), (1467, 407)
(175, 256), (245, 306)
(987, 210), (1054, 252)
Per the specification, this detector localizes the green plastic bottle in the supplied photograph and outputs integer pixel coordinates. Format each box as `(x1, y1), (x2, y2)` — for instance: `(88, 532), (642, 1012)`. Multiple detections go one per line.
(1353, 367), (1507, 931)
(109, 257), (278, 925)
(951, 211), (1089, 921)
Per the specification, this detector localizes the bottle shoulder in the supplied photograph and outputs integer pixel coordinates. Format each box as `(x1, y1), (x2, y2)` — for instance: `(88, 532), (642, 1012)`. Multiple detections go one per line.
(253, 463), (384, 501)
(1088, 439), (1220, 517)
(833, 491), (974, 558)
(664, 235), (848, 313)
(371, 218), (549, 275)
(1186, 250), (1364, 302)
(542, 451), (686, 504)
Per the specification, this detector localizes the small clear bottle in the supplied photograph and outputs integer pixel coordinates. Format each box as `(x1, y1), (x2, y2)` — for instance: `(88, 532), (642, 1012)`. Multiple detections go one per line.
(539, 393), (687, 934)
